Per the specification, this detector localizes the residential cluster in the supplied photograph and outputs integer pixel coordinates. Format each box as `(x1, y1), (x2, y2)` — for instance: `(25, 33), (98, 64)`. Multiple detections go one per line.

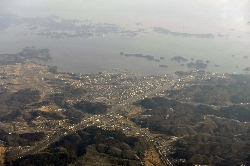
(54, 72), (174, 104)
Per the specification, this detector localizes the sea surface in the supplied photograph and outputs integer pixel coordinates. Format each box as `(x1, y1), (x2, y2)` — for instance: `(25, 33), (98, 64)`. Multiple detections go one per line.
(1, 0), (250, 75)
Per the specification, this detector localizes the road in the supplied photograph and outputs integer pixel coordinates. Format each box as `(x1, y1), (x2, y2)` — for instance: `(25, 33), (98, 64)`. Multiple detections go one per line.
(10, 81), (176, 165)
(110, 82), (175, 114)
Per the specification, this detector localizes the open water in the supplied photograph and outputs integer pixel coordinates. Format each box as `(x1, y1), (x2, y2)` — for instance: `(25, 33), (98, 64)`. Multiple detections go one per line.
(0, 0), (250, 75)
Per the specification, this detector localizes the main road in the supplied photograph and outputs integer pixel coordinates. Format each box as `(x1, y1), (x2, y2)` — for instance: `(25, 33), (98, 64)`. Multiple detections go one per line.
(10, 81), (176, 165)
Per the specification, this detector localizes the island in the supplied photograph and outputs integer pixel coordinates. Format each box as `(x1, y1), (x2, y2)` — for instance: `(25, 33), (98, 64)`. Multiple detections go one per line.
(159, 65), (168, 68)
(243, 67), (250, 71)
(171, 56), (188, 62)
(187, 62), (207, 69)
(120, 52), (159, 61)
(153, 27), (214, 38)
(0, 13), (147, 39)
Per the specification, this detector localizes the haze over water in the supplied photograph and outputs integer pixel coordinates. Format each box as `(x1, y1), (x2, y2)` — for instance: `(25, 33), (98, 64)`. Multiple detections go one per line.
(1, 0), (250, 75)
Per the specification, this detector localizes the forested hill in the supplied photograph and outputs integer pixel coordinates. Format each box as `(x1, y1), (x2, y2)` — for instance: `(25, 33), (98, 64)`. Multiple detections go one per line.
(7, 127), (151, 166)
(132, 97), (250, 165)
